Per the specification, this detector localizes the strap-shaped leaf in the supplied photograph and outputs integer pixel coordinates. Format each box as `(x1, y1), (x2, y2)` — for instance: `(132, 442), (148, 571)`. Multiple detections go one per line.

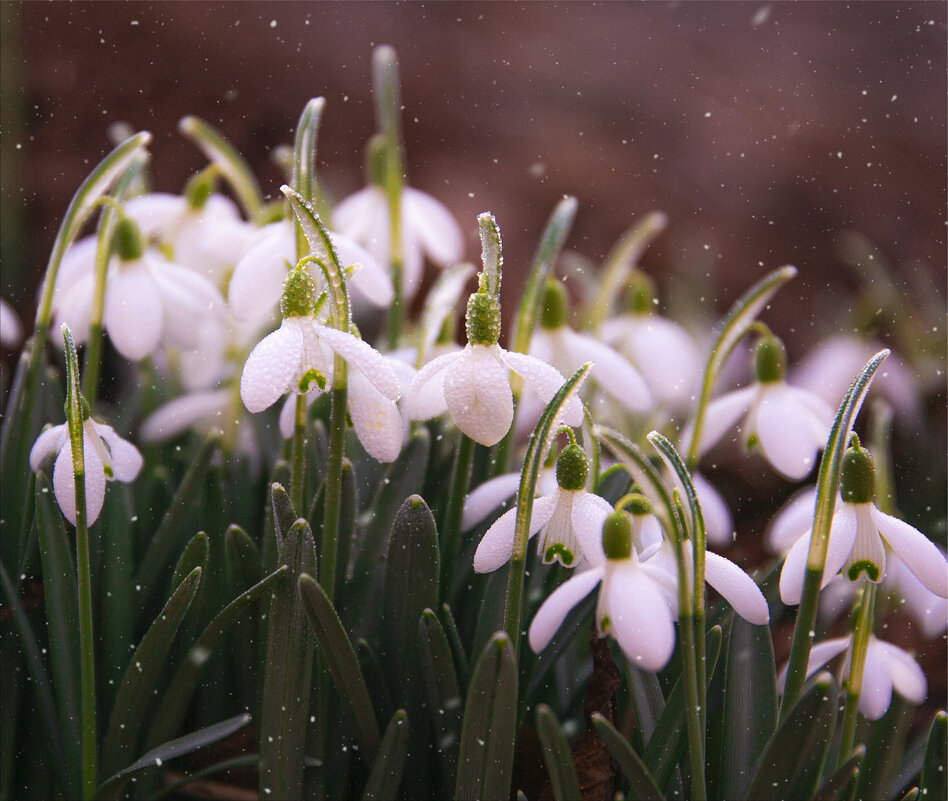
(169, 532), (208, 594)
(34, 473), (81, 797)
(146, 754), (258, 801)
(270, 481), (298, 553)
(94, 713), (251, 801)
(854, 694), (914, 801)
(591, 713), (663, 801)
(624, 661), (665, 754)
(299, 573), (381, 764)
(439, 604), (469, 693)
(455, 632), (518, 801)
(145, 565), (289, 748)
(418, 609), (462, 782)
(813, 746), (864, 801)
(135, 435), (218, 600)
(744, 672), (838, 800)
(225, 524), (263, 591)
(101, 484), (136, 710)
(919, 711), (947, 801)
(361, 710), (409, 801)
(102, 567), (203, 776)
(718, 617), (777, 800)
(643, 624), (722, 789)
(259, 520), (317, 801)
(537, 704), (582, 801)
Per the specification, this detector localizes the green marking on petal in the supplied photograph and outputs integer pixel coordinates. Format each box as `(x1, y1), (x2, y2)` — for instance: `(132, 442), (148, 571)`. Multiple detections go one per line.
(847, 560), (880, 582)
(543, 543), (575, 566)
(745, 432), (759, 450)
(298, 369), (326, 393)
(103, 465), (114, 478)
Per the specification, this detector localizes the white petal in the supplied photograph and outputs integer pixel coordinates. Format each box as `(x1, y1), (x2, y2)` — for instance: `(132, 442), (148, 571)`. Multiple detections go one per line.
(779, 505), (859, 604)
(331, 233), (394, 308)
(473, 493), (557, 574)
(570, 492), (612, 567)
(776, 636), (850, 693)
(621, 315), (700, 406)
(767, 487), (818, 554)
(95, 424), (143, 481)
(30, 425), (68, 472)
(692, 473), (734, 548)
(444, 345), (513, 446)
(104, 263), (163, 360)
(333, 187), (385, 245)
(632, 514), (664, 553)
(562, 328), (651, 412)
(53, 437), (107, 526)
(754, 384), (824, 480)
(348, 368), (404, 462)
(874, 508), (948, 598)
(887, 553), (948, 637)
(0, 297), (23, 347)
(528, 567), (603, 653)
(229, 224), (293, 320)
(874, 640), (927, 706)
(605, 562), (676, 670)
(140, 390), (231, 442)
(123, 193), (185, 238)
(406, 349), (458, 421)
(463, 473), (521, 531)
(688, 385), (756, 456)
(150, 259), (224, 350)
(53, 273), (97, 346)
(501, 349), (583, 428)
(240, 321), (302, 413)
(317, 326), (400, 401)
(704, 550), (769, 624)
(858, 645), (894, 721)
(403, 187), (464, 266)
(53, 236), (98, 308)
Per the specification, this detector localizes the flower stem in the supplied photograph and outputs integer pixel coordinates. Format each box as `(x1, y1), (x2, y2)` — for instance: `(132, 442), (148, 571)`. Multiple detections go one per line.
(440, 433), (475, 595)
(290, 393), (307, 514)
(320, 374), (348, 603)
(838, 583), (877, 766)
(679, 611), (707, 801)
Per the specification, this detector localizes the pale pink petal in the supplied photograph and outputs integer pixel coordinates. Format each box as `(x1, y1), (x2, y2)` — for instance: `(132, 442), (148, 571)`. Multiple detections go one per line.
(622, 315), (700, 407)
(776, 635), (850, 693)
(605, 563), (676, 670)
(53, 236), (98, 308)
(240, 321), (302, 413)
(754, 384), (825, 480)
(687, 385), (756, 456)
(692, 473), (734, 548)
(95, 424), (142, 481)
(858, 645), (894, 721)
(528, 567), (603, 653)
(570, 492), (612, 566)
(104, 262), (163, 360)
(473, 493), (558, 574)
(704, 549), (769, 624)
(463, 473), (521, 531)
(444, 345), (513, 446)
(767, 487), (818, 554)
(30, 425), (68, 471)
(887, 553), (948, 637)
(0, 297), (23, 348)
(54, 273), (97, 346)
(780, 504), (859, 605)
(53, 437), (107, 526)
(561, 328), (651, 412)
(140, 390), (231, 442)
(874, 640), (926, 706)
(501, 349), (583, 427)
(873, 508), (948, 598)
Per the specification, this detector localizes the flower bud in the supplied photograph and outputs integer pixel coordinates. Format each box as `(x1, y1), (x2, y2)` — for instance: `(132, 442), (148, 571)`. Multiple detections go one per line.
(627, 494), (651, 517)
(184, 170), (214, 210)
(602, 511), (633, 560)
(754, 333), (786, 384)
(113, 217), (144, 262)
(555, 443), (588, 491)
(540, 278), (569, 330)
(465, 291), (501, 345)
(280, 264), (317, 319)
(840, 444), (875, 504)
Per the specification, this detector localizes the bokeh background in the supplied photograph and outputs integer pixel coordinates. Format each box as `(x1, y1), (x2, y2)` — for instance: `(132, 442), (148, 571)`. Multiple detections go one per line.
(2, 0), (945, 746)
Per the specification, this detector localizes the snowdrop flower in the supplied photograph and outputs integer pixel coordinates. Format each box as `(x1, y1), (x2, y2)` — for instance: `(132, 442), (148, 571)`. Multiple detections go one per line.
(599, 274), (701, 410)
(30, 416), (142, 526)
(529, 511), (679, 670)
(123, 188), (255, 285)
(684, 332), (834, 480)
(778, 635), (926, 721)
(53, 218), (224, 361)
(462, 468), (556, 532)
(228, 219), (394, 324)
(529, 278), (651, 414)
(407, 277), (582, 447)
(474, 439), (611, 571)
(0, 296), (22, 348)
(780, 442), (948, 604)
(333, 184), (464, 300)
(240, 263), (402, 462)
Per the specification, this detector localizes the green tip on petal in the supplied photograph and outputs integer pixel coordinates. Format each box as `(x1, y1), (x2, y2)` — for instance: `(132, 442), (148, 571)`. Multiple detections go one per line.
(754, 333), (787, 383)
(602, 511), (633, 560)
(544, 543), (575, 566)
(113, 217), (145, 262)
(840, 444), (876, 504)
(540, 277), (569, 329)
(280, 262), (317, 318)
(465, 291), (501, 345)
(847, 560), (880, 582)
(555, 443), (588, 491)
(624, 272), (656, 314)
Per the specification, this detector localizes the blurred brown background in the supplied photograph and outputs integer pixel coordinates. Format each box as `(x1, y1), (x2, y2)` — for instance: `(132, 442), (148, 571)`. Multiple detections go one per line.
(2, 1), (945, 342)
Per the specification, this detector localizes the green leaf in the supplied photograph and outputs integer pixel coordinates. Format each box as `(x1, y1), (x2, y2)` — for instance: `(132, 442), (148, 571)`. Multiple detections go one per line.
(623, 660), (665, 754)
(270, 481), (298, 553)
(855, 694), (914, 801)
(225, 524), (265, 708)
(900, 789), (920, 801)
(292, 97), (326, 206)
(298, 573), (381, 764)
(0, 559), (68, 795)
(34, 473), (81, 797)
(178, 116), (264, 223)
(418, 609), (463, 783)
(744, 672), (838, 801)
(919, 711), (947, 801)
(94, 713), (251, 801)
(145, 754), (258, 801)
(813, 746), (864, 801)
(718, 617), (778, 800)
(259, 520), (317, 801)
(101, 567), (203, 777)
(225, 524), (263, 591)
(145, 565), (289, 749)
(361, 710), (409, 801)
(591, 713), (663, 801)
(135, 435), (218, 601)
(169, 531), (209, 594)
(536, 704), (582, 801)
(439, 604), (469, 693)
(643, 624), (722, 790)
(101, 485), (136, 710)
(455, 632), (517, 801)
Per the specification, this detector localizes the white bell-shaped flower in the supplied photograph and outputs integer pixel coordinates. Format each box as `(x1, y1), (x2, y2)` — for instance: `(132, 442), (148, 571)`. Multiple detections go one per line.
(333, 184), (464, 301)
(779, 444), (948, 604)
(777, 635), (926, 721)
(684, 333), (833, 481)
(474, 441), (611, 572)
(31, 418), (142, 525)
(0, 296), (22, 348)
(462, 468), (556, 532)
